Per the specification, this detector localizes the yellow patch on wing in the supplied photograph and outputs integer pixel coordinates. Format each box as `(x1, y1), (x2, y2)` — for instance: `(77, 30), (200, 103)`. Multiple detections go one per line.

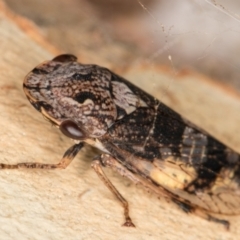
(151, 158), (197, 189)
(131, 156), (240, 214)
(135, 156), (197, 190)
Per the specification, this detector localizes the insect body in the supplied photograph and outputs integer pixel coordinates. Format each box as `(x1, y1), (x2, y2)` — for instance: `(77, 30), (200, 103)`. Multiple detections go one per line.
(5, 54), (240, 228)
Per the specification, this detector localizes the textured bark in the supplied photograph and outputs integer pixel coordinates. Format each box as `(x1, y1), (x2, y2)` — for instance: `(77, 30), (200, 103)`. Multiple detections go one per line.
(0, 1), (239, 239)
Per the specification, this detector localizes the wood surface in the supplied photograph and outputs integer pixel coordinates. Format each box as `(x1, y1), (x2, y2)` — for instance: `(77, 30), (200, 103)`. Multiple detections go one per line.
(0, 1), (239, 239)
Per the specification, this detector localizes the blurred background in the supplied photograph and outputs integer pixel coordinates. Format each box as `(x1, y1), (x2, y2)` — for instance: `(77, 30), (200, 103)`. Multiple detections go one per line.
(5, 0), (240, 89)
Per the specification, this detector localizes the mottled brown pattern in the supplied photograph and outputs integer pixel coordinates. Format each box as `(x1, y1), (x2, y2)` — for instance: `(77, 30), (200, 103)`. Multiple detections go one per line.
(19, 54), (240, 228)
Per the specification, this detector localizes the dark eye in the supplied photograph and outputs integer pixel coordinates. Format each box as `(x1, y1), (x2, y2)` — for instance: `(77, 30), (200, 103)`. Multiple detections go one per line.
(52, 54), (77, 63)
(59, 120), (86, 140)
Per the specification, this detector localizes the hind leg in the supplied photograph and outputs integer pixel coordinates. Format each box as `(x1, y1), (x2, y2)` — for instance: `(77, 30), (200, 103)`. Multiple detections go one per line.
(174, 200), (230, 230)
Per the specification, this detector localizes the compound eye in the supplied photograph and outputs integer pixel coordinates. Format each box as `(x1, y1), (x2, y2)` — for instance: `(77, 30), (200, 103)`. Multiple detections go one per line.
(52, 54), (77, 63)
(59, 120), (86, 140)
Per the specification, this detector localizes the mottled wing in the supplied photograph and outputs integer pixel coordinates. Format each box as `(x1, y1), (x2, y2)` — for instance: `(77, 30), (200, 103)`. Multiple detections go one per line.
(23, 56), (240, 216)
(102, 76), (240, 215)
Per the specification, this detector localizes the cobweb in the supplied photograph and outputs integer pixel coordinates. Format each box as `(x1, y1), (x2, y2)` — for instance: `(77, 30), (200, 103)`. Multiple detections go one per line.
(136, 0), (240, 90)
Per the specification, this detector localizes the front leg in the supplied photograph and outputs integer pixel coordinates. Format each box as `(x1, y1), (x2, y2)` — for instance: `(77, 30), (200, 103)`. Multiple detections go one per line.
(91, 154), (135, 227)
(0, 142), (84, 169)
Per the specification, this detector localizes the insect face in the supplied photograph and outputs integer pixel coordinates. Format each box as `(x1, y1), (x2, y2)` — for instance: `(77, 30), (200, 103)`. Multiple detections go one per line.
(23, 56), (117, 138)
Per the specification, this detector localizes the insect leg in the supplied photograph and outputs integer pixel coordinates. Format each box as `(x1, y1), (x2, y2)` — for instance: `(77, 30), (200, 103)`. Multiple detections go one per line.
(194, 208), (230, 230)
(91, 155), (135, 227)
(98, 154), (170, 198)
(174, 200), (230, 230)
(0, 142), (84, 169)
(91, 154), (173, 227)
(97, 154), (230, 229)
